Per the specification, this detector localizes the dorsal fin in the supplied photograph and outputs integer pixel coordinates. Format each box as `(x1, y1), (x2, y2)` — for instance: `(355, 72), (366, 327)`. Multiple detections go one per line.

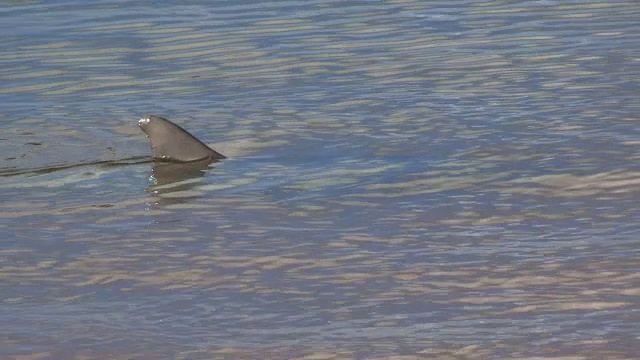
(138, 115), (225, 162)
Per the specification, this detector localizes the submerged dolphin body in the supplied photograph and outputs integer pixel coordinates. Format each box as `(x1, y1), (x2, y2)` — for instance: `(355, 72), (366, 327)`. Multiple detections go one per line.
(138, 115), (226, 162)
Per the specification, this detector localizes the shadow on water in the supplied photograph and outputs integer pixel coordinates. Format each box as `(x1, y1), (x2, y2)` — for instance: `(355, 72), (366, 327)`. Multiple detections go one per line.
(147, 158), (221, 191)
(142, 159), (225, 208)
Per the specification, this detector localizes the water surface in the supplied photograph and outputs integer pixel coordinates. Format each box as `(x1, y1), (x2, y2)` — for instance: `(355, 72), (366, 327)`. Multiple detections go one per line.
(1, 1), (639, 359)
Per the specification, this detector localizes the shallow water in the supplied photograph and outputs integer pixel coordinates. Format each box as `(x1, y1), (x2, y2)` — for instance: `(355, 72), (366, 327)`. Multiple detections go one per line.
(1, 1), (639, 359)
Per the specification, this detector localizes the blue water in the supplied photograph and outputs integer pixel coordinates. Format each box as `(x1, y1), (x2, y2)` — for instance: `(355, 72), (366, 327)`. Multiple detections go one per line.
(1, 1), (639, 358)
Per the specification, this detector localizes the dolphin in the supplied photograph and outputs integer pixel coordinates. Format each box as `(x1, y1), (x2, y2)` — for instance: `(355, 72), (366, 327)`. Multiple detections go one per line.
(138, 115), (226, 162)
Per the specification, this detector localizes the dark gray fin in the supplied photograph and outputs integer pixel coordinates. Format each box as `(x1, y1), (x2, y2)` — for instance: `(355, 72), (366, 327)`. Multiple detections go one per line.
(138, 115), (226, 162)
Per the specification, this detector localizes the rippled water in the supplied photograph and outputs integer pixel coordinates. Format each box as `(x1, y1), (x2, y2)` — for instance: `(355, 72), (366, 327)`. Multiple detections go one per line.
(2, 1), (639, 359)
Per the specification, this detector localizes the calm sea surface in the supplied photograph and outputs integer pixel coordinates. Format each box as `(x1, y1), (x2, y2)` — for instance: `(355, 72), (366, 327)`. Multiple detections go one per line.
(1, 1), (639, 359)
